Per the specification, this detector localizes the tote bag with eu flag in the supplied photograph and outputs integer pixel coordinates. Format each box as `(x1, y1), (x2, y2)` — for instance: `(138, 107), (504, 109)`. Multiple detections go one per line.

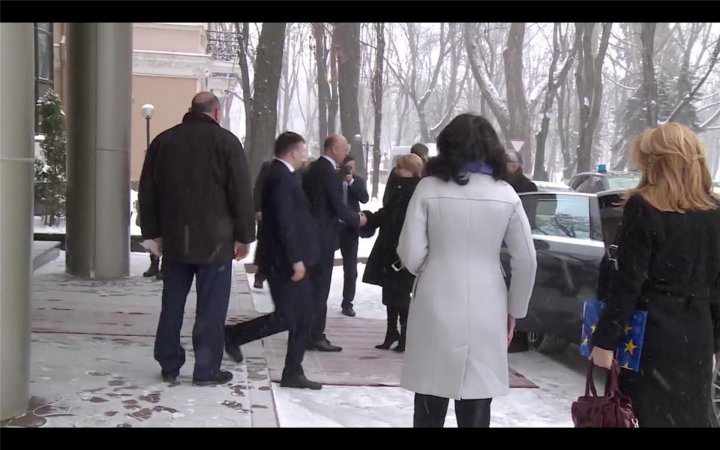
(579, 299), (647, 371)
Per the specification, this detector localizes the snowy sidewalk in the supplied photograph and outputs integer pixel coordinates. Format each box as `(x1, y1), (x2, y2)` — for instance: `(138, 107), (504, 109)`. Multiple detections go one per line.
(2, 252), (278, 428)
(250, 265), (587, 427)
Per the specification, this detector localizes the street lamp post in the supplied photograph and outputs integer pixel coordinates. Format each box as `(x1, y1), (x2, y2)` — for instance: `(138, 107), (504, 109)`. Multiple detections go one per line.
(141, 104), (155, 149)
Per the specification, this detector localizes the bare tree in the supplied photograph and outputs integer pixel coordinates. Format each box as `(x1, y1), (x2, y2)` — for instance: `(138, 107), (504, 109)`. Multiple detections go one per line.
(278, 24), (304, 134)
(233, 23), (254, 145)
(666, 35), (720, 123)
(465, 23), (546, 167)
(385, 23), (450, 143)
(247, 23), (286, 182)
(574, 22), (612, 174)
(533, 24), (578, 181)
(504, 23), (533, 165)
(430, 24), (470, 137)
(394, 92), (410, 145)
(371, 22), (385, 198)
(640, 23), (659, 127)
(312, 23), (330, 144)
(334, 22), (365, 176)
(465, 23), (512, 141)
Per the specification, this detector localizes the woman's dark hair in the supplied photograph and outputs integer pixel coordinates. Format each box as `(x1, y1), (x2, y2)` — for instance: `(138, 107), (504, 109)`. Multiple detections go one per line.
(426, 114), (508, 185)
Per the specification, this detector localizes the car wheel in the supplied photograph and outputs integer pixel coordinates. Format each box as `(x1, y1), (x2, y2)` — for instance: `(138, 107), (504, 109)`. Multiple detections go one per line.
(527, 331), (569, 354)
(712, 355), (720, 427)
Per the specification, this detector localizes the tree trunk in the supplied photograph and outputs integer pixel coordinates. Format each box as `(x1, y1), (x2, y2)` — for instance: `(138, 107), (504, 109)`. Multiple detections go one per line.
(371, 22), (385, 198)
(534, 24), (577, 182)
(464, 23), (511, 145)
(234, 23), (253, 146)
(558, 79), (574, 180)
(247, 23), (286, 183)
(575, 23), (612, 174)
(640, 23), (658, 127)
(312, 23), (329, 144)
(334, 23), (365, 176)
(328, 28), (339, 135)
(395, 93), (409, 145)
(503, 23), (532, 167)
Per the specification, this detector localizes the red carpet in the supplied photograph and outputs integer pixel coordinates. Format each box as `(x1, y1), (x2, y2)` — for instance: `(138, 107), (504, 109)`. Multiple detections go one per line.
(263, 316), (538, 388)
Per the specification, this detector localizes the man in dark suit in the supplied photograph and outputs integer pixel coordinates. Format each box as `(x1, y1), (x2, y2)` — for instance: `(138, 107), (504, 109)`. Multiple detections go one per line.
(224, 132), (322, 390)
(139, 92), (255, 386)
(302, 135), (367, 352)
(252, 161), (272, 289)
(338, 154), (369, 317)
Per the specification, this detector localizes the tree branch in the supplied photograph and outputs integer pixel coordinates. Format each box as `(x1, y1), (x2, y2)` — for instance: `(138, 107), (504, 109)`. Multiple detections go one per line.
(666, 36), (720, 123)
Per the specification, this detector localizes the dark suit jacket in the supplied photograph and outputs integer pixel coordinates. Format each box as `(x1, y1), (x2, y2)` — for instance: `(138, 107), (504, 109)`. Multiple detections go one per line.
(254, 161), (272, 213)
(138, 111), (255, 264)
(302, 156), (361, 252)
(258, 160), (320, 275)
(343, 175), (369, 213)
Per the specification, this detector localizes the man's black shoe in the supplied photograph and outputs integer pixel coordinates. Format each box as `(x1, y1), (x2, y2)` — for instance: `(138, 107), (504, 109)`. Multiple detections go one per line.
(192, 370), (233, 386)
(280, 374), (322, 390)
(308, 338), (342, 352)
(224, 335), (244, 363)
(161, 371), (179, 383)
(341, 306), (356, 317)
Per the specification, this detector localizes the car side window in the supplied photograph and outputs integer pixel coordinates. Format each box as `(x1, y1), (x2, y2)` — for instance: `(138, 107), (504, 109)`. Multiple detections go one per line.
(520, 194), (591, 240)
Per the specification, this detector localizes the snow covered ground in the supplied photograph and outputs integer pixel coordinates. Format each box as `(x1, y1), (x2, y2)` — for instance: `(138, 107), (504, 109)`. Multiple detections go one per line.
(248, 265), (588, 428)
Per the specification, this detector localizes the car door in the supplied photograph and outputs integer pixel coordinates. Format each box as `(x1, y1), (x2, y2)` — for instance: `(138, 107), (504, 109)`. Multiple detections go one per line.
(501, 192), (605, 344)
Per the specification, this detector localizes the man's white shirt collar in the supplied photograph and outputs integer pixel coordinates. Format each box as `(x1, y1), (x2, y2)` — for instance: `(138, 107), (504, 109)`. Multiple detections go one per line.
(322, 155), (337, 168)
(274, 157), (295, 173)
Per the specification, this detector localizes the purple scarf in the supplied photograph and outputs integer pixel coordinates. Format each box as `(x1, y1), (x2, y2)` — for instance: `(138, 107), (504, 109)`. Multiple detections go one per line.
(462, 161), (494, 176)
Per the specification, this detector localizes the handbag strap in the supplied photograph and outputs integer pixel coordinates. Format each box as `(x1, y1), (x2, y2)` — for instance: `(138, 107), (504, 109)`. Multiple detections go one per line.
(584, 362), (599, 397)
(605, 360), (622, 398)
(585, 360), (622, 399)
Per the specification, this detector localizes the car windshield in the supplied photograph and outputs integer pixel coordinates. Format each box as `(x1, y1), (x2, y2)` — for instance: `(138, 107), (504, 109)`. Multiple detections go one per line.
(607, 174), (640, 190)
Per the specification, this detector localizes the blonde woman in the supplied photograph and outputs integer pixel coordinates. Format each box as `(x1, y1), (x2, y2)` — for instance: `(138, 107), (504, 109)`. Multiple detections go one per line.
(363, 154), (424, 352)
(591, 123), (720, 427)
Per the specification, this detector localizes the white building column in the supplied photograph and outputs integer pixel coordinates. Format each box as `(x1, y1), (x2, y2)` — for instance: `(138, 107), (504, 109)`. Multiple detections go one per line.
(0, 23), (35, 420)
(65, 23), (132, 278)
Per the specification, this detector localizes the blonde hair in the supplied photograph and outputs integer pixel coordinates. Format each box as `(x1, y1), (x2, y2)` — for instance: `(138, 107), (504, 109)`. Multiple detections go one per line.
(626, 122), (717, 213)
(396, 153), (424, 178)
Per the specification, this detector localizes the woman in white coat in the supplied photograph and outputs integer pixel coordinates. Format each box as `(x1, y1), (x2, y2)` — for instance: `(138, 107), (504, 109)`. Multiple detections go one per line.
(397, 114), (537, 427)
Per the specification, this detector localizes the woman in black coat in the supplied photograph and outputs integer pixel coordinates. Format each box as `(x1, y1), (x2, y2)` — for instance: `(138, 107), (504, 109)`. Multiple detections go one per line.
(590, 123), (720, 427)
(362, 154), (424, 352)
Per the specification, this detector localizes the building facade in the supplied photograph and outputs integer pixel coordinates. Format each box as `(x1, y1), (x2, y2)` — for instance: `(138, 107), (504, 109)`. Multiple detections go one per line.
(47, 22), (237, 182)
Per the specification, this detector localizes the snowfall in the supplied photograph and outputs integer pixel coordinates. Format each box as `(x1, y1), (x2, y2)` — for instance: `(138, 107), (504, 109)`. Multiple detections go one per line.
(29, 182), (597, 427)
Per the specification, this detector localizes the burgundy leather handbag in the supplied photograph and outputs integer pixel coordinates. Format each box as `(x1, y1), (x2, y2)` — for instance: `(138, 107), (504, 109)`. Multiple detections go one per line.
(571, 361), (639, 428)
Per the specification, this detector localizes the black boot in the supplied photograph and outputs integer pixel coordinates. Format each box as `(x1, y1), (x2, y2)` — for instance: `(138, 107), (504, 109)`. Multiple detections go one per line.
(375, 306), (400, 350)
(143, 255), (160, 278)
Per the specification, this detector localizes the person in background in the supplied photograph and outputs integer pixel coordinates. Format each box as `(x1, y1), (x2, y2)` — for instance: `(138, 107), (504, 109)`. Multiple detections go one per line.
(362, 153), (424, 352)
(505, 149), (537, 194)
(505, 149), (537, 353)
(135, 198), (162, 280)
(397, 114), (537, 427)
(138, 92), (255, 386)
(338, 154), (369, 317)
(590, 123), (719, 427)
(252, 161), (272, 289)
